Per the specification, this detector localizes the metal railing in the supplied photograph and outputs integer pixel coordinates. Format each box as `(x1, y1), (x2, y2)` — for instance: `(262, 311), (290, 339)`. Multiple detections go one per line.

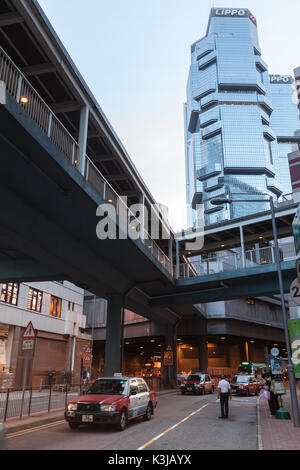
(0, 384), (86, 421)
(0, 46), (171, 275)
(179, 242), (297, 278)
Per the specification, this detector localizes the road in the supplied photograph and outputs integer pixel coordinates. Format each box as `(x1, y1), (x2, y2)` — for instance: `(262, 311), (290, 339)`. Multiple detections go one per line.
(6, 391), (258, 450)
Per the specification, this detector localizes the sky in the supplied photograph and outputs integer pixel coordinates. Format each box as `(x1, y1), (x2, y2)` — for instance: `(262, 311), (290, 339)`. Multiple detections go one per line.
(38, 0), (300, 230)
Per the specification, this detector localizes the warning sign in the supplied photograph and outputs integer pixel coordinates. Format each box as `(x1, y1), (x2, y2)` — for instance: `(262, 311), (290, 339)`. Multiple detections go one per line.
(164, 350), (174, 366)
(22, 322), (37, 339)
(83, 353), (92, 368)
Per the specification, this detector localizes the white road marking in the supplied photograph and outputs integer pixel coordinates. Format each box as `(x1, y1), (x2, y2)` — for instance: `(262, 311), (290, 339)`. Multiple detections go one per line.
(137, 403), (209, 450)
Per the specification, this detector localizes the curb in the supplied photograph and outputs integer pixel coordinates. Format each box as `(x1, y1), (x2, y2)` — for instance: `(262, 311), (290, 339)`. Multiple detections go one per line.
(256, 395), (263, 451)
(5, 412), (65, 435)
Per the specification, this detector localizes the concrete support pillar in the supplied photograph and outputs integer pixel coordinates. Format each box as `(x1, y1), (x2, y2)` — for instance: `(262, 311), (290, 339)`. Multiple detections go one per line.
(78, 105), (89, 176)
(104, 294), (123, 376)
(165, 323), (178, 386)
(198, 336), (208, 373)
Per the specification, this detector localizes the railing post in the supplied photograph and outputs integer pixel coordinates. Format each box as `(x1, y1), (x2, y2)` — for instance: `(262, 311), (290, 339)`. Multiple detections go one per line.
(175, 240), (180, 279)
(48, 385), (52, 413)
(65, 384), (69, 410)
(271, 244), (275, 264)
(20, 388), (26, 420)
(71, 142), (76, 166)
(4, 389), (10, 422)
(85, 157), (89, 180)
(28, 387), (33, 416)
(240, 226), (246, 268)
(47, 113), (53, 138)
(16, 75), (22, 102)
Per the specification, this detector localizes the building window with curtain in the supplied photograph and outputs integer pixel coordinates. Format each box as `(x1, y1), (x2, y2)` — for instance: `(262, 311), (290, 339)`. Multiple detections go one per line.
(0, 283), (19, 306)
(49, 296), (62, 318)
(27, 288), (43, 312)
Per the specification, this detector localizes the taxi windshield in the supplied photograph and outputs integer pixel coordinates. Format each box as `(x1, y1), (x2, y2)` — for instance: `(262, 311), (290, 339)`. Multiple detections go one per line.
(236, 376), (249, 383)
(187, 375), (204, 382)
(87, 379), (127, 395)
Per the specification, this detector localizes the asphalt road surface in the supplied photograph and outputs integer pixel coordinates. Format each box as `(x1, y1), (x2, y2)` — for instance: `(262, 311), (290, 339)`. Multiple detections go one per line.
(6, 391), (259, 451)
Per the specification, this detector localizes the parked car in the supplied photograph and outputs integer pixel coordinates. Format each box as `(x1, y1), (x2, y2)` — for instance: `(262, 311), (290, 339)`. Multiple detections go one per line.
(230, 375), (260, 396)
(0, 423), (6, 450)
(65, 377), (157, 431)
(180, 373), (214, 395)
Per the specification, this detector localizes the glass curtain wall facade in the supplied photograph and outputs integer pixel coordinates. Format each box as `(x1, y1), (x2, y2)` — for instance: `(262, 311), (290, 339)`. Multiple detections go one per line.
(185, 8), (283, 227)
(269, 75), (300, 196)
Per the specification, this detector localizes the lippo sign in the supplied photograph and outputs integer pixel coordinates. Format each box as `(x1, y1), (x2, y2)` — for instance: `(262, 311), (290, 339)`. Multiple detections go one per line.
(212, 8), (257, 25)
(270, 75), (294, 84)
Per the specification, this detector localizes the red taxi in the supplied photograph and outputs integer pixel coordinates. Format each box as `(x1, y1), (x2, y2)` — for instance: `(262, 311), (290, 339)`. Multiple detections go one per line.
(230, 375), (260, 396)
(180, 373), (214, 395)
(65, 377), (157, 431)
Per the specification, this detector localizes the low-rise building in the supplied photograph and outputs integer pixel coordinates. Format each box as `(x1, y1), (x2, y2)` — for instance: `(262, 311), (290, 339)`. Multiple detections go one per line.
(0, 281), (91, 388)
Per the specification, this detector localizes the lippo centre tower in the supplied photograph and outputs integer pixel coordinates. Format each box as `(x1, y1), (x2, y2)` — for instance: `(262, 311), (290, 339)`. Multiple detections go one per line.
(185, 8), (282, 227)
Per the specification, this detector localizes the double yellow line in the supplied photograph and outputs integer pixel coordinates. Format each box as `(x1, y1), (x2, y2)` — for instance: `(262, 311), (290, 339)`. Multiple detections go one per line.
(6, 420), (65, 439)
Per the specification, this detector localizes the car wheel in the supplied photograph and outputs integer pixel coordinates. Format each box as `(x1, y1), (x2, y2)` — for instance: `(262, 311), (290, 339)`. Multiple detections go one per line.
(181, 390), (186, 395)
(116, 409), (127, 431)
(201, 388), (205, 396)
(68, 422), (80, 430)
(143, 403), (153, 421)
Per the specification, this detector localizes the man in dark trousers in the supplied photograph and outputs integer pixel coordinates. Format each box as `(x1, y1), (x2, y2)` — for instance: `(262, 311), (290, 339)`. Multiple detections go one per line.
(217, 375), (232, 419)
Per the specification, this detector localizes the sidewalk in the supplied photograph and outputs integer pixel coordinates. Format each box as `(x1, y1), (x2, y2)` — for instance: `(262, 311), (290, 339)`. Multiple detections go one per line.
(258, 387), (300, 450)
(3, 388), (178, 435)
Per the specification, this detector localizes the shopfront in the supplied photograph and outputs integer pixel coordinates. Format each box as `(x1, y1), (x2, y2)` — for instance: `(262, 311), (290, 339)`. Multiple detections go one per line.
(0, 323), (14, 389)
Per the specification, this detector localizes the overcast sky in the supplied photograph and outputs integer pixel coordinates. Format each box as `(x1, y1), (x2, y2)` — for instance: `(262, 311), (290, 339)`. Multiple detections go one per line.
(39, 0), (300, 230)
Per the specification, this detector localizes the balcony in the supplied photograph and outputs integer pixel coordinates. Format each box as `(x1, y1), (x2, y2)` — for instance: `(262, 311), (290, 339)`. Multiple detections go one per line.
(201, 120), (222, 140)
(193, 82), (217, 101)
(266, 178), (283, 196)
(196, 42), (215, 61)
(256, 57), (268, 73)
(199, 109), (219, 128)
(197, 163), (222, 181)
(263, 125), (276, 141)
(257, 95), (273, 115)
(198, 51), (217, 70)
(200, 93), (218, 110)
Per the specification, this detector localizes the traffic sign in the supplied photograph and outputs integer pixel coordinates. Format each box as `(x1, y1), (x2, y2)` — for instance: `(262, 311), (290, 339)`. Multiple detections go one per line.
(271, 347), (279, 357)
(83, 352), (92, 368)
(22, 321), (37, 339)
(22, 339), (34, 351)
(290, 279), (300, 306)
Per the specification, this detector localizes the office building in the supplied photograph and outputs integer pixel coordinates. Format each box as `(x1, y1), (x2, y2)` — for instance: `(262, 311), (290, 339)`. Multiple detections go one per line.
(185, 8), (288, 227)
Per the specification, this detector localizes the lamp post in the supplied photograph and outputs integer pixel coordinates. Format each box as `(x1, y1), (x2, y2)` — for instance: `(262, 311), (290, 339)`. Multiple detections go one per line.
(210, 195), (300, 427)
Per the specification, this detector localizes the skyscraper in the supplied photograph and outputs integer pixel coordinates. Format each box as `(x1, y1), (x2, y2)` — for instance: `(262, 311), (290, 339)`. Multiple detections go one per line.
(269, 75), (300, 195)
(185, 8), (298, 228)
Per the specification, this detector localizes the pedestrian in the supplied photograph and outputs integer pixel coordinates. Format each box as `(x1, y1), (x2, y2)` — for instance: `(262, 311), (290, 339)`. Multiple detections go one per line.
(217, 375), (232, 419)
(262, 372), (279, 417)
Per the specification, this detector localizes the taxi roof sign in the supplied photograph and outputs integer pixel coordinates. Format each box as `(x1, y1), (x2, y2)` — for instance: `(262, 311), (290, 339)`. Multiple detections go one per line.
(22, 321), (37, 339)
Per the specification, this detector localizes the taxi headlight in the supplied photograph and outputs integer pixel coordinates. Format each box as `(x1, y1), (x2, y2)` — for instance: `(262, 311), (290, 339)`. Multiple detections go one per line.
(101, 404), (116, 412)
(68, 403), (77, 411)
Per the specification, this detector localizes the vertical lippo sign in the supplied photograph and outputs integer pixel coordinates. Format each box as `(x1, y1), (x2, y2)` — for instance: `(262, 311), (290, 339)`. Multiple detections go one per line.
(288, 319), (300, 379)
(0, 81), (6, 104)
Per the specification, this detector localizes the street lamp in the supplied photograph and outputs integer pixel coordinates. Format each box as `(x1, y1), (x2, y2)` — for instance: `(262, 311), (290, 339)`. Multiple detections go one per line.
(210, 195), (300, 427)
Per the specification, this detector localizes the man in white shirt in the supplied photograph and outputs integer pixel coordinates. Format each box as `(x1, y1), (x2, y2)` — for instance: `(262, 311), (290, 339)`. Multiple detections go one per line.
(217, 375), (232, 419)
